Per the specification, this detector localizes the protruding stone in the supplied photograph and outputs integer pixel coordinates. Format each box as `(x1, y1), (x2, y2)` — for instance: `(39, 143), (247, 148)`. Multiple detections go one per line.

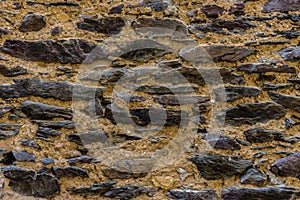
(12, 151), (36, 162)
(40, 158), (55, 165)
(52, 166), (88, 178)
(269, 92), (300, 113)
(37, 127), (61, 138)
(82, 98), (104, 118)
(244, 127), (285, 143)
(102, 185), (156, 199)
(188, 154), (253, 180)
(214, 86), (260, 102)
(278, 47), (300, 61)
(167, 189), (219, 200)
(19, 139), (41, 150)
(67, 180), (117, 195)
(203, 134), (241, 150)
(0, 124), (22, 140)
(0, 106), (14, 118)
(263, 0), (300, 12)
(271, 153), (300, 178)
(31, 120), (78, 129)
(19, 14), (46, 32)
(201, 5), (225, 18)
(67, 156), (100, 165)
(240, 168), (267, 186)
(237, 63), (296, 73)
(153, 95), (209, 105)
(135, 85), (199, 94)
(0, 65), (27, 77)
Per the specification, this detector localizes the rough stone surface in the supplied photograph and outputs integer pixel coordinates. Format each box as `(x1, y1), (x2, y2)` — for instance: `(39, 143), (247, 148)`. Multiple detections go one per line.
(269, 92), (300, 113)
(167, 189), (219, 200)
(278, 47), (300, 61)
(103, 185), (156, 199)
(263, 0), (300, 12)
(214, 86), (260, 102)
(237, 63), (296, 73)
(0, 65), (27, 77)
(0, 124), (22, 140)
(52, 166), (88, 178)
(271, 153), (300, 178)
(19, 14), (46, 32)
(203, 134), (241, 150)
(244, 127), (285, 143)
(201, 5), (225, 18)
(240, 168), (267, 186)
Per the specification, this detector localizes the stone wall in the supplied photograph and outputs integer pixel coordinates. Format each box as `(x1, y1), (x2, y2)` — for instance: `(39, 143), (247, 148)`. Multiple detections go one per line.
(0, 0), (299, 199)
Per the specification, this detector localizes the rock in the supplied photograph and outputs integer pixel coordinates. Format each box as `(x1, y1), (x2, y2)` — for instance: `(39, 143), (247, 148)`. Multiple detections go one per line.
(50, 26), (63, 36)
(278, 47), (300, 61)
(214, 86), (260, 102)
(229, 2), (245, 15)
(67, 156), (99, 165)
(2, 166), (60, 198)
(179, 45), (256, 62)
(201, 5), (225, 18)
(52, 166), (88, 178)
(19, 14), (46, 32)
(158, 59), (182, 68)
(115, 92), (147, 103)
(263, 83), (293, 90)
(66, 131), (108, 146)
(0, 28), (10, 36)
(82, 98), (104, 118)
(12, 151), (35, 162)
(67, 180), (117, 195)
(274, 30), (300, 39)
(240, 168), (267, 186)
(77, 17), (125, 35)
(188, 154), (253, 180)
(237, 63), (296, 73)
(244, 127), (285, 143)
(191, 18), (255, 34)
(217, 102), (286, 126)
(167, 189), (219, 200)
(263, 0), (300, 12)
(222, 187), (300, 200)
(176, 168), (190, 181)
(153, 95), (209, 106)
(152, 176), (175, 190)
(19, 139), (41, 150)
(269, 92), (300, 113)
(132, 18), (188, 37)
(40, 158), (55, 165)
(2, 151), (16, 165)
(186, 9), (198, 17)
(37, 127), (61, 138)
(140, 0), (169, 11)
(135, 85), (198, 94)
(271, 153), (300, 178)
(0, 106), (14, 118)
(102, 158), (154, 179)
(31, 120), (78, 129)
(19, 100), (73, 120)
(1, 39), (97, 64)
(117, 39), (172, 62)
(109, 4), (124, 14)
(0, 65), (27, 77)
(103, 185), (156, 199)
(203, 134), (241, 150)
(0, 124), (22, 140)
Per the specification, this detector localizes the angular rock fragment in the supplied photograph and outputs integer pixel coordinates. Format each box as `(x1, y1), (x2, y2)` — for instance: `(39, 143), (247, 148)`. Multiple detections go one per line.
(67, 180), (117, 195)
(52, 166), (88, 178)
(263, 0), (300, 12)
(0, 28), (10, 36)
(19, 139), (41, 150)
(274, 30), (300, 39)
(229, 2), (245, 15)
(217, 102), (286, 126)
(179, 45), (256, 62)
(237, 63), (296, 73)
(0, 106), (14, 118)
(153, 95), (209, 106)
(240, 168), (267, 186)
(222, 187), (300, 200)
(19, 100), (73, 120)
(109, 4), (124, 14)
(132, 18), (188, 37)
(19, 14), (46, 32)
(188, 154), (253, 180)
(201, 5), (225, 18)
(1, 39), (97, 64)
(0, 124), (22, 140)
(37, 127), (61, 138)
(140, 0), (169, 11)
(135, 85), (199, 94)
(203, 134), (241, 150)
(103, 185), (156, 199)
(12, 151), (36, 162)
(1, 166), (60, 198)
(67, 156), (100, 165)
(271, 153), (300, 178)
(244, 127), (285, 143)
(82, 98), (104, 118)
(167, 189), (219, 200)
(40, 158), (55, 165)
(278, 47), (300, 61)
(66, 131), (108, 146)
(77, 17), (125, 35)
(214, 86), (260, 102)
(263, 83), (293, 90)
(31, 120), (78, 129)
(0, 65), (27, 77)
(269, 92), (300, 113)
(115, 92), (146, 103)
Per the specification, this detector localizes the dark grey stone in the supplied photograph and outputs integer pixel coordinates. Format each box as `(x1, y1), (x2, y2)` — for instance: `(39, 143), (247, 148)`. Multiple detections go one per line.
(271, 153), (300, 178)
(214, 86), (260, 102)
(19, 14), (46, 32)
(240, 168), (267, 186)
(52, 166), (88, 178)
(167, 189), (219, 200)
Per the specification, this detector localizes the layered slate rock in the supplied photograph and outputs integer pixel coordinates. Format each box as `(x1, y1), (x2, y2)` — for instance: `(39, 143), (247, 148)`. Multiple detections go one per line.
(52, 166), (88, 178)
(269, 92), (300, 113)
(0, 106), (14, 118)
(76, 17), (125, 35)
(139, 0), (170, 11)
(240, 168), (267, 186)
(66, 131), (108, 146)
(12, 151), (36, 162)
(0, 28), (10, 36)
(237, 63), (296, 73)
(0, 124), (22, 140)
(37, 127), (61, 138)
(0, 78), (103, 100)
(135, 85), (198, 94)
(263, 83), (293, 90)
(222, 187), (300, 200)
(31, 120), (78, 129)
(117, 39), (172, 62)
(278, 47), (300, 61)
(132, 18), (188, 37)
(20, 139), (41, 150)
(191, 18), (255, 34)
(179, 45), (256, 62)
(67, 180), (117, 195)
(167, 189), (219, 200)
(1, 166), (60, 198)
(19, 14), (46, 32)
(102, 185), (156, 199)
(214, 86), (260, 102)
(0, 65), (27, 77)
(19, 100), (73, 120)
(201, 5), (225, 18)
(0, 39), (97, 64)
(217, 102), (286, 126)
(263, 0), (300, 13)
(188, 154), (253, 180)
(153, 95), (209, 106)
(244, 127), (285, 143)
(271, 153), (300, 178)
(67, 156), (100, 165)
(203, 134), (241, 150)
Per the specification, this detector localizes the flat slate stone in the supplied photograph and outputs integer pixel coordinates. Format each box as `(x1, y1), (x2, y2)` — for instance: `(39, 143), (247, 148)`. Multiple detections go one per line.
(19, 139), (41, 150)
(269, 92), (300, 113)
(263, 0), (300, 12)
(30, 120), (78, 129)
(203, 134), (241, 150)
(0, 106), (14, 118)
(52, 166), (88, 178)
(0, 65), (27, 77)
(217, 102), (286, 126)
(237, 63), (296, 73)
(222, 187), (300, 200)
(77, 17), (125, 35)
(19, 100), (73, 120)
(0, 28), (10, 36)
(0, 124), (22, 140)
(67, 180), (117, 195)
(167, 189), (219, 200)
(12, 151), (36, 162)
(240, 168), (267, 187)
(0, 39), (97, 64)
(201, 4), (225, 18)
(271, 153), (300, 178)
(278, 46), (300, 61)
(153, 95), (209, 105)
(188, 154), (253, 180)
(19, 14), (46, 32)
(67, 156), (100, 165)
(102, 185), (156, 199)
(244, 127), (285, 143)
(214, 86), (260, 102)
(37, 127), (61, 138)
